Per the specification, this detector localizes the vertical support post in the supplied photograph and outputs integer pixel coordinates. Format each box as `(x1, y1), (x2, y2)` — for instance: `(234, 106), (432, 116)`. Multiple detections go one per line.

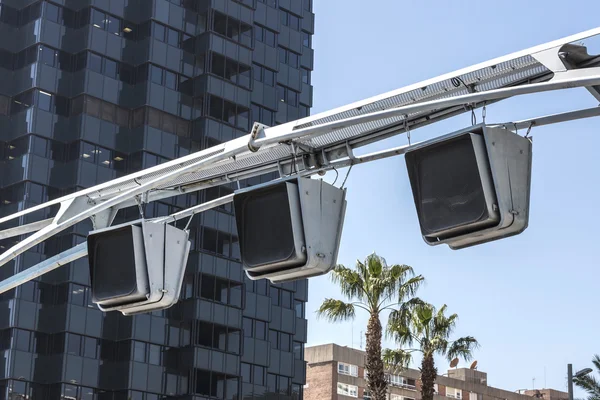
(568, 363), (574, 400)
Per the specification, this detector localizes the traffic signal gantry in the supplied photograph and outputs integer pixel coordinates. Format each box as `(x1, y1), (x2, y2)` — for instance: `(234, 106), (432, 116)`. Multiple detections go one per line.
(1, 27), (600, 314)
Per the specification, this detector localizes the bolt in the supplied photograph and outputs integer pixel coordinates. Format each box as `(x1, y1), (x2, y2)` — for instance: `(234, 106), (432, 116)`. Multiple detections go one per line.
(317, 253), (326, 259)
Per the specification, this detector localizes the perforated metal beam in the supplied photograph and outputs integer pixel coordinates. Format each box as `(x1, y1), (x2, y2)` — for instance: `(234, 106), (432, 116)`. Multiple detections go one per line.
(1, 27), (600, 294)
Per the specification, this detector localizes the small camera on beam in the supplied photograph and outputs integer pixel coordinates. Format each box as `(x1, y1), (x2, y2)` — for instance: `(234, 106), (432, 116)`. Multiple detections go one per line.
(405, 124), (532, 249)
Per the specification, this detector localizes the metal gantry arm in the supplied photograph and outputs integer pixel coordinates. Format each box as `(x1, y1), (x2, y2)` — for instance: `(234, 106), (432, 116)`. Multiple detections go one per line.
(2, 27), (600, 294)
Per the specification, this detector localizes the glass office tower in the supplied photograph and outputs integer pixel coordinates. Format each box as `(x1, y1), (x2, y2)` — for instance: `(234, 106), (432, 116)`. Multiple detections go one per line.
(0, 0), (314, 398)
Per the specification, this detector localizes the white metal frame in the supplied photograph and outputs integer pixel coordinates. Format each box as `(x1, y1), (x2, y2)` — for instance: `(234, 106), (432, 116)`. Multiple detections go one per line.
(2, 27), (600, 294)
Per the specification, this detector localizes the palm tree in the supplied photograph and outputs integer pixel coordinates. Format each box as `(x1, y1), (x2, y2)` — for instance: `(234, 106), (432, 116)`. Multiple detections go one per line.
(317, 253), (424, 400)
(574, 355), (600, 400)
(383, 303), (478, 400)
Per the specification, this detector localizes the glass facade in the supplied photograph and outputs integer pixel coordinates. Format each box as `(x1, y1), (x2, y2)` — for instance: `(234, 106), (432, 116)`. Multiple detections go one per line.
(0, 0), (313, 398)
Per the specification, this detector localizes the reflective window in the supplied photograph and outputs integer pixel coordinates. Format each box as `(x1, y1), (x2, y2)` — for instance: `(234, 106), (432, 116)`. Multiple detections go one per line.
(70, 284), (86, 306)
(165, 70), (177, 89)
(45, 3), (61, 22)
(212, 12), (252, 47)
(279, 376), (291, 395)
(83, 337), (97, 358)
(88, 53), (102, 73)
(279, 332), (290, 352)
(251, 103), (275, 126)
(280, 290), (292, 309)
(151, 65), (163, 84)
(14, 329), (31, 351)
(148, 344), (161, 365)
(206, 95), (250, 130)
(133, 341), (146, 362)
(281, 10), (300, 31)
(210, 53), (251, 89)
(166, 27), (178, 46)
(91, 9), (105, 29)
(277, 85), (300, 106)
(243, 317), (252, 338)
(302, 31), (311, 47)
(256, 280), (268, 296)
(267, 373), (277, 393)
(279, 48), (300, 68)
(40, 46), (57, 66)
(258, 0), (277, 7)
(253, 365), (265, 385)
(66, 333), (81, 355)
(253, 64), (275, 86)
(254, 320), (266, 340)
(254, 25), (277, 47)
(194, 370), (239, 399)
(153, 22), (166, 41)
(270, 287), (280, 306)
(294, 300), (304, 318)
(37, 91), (52, 111)
(104, 58), (117, 78)
(241, 363), (251, 383)
(107, 15), (121, 35)
(302, 68), (310, 84)
(293, 341), (303, 359)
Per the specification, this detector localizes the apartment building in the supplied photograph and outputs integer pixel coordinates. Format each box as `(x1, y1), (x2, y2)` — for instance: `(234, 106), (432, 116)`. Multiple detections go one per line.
(305, 344), (568, 400)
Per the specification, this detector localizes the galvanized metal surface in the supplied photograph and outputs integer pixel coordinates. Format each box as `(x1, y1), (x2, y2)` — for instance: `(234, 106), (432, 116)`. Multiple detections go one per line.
(1, 27), (600, 294)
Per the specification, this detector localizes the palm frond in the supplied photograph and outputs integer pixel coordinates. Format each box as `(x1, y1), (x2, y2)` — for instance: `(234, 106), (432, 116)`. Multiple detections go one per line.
(416, 303), (434, 327)
(432, 305), (457, 339)
(447, 336), (479, 362)
(366, 253), (386, 278)
(387, 313), (414, 347)
(396, 274), (425, 302)
(574, 355), (600, 400)
(330, 265), (365, 302)
(593, 354), (600, 373)
(379, 263), (422, 305)
(382, 348), (412, 373)
(316, 299), (356, 322)
(355, 259), (370, 286)
(364, 254), (386, 306)
(574, 375), (600, 400)
(385, 297), (425, 342)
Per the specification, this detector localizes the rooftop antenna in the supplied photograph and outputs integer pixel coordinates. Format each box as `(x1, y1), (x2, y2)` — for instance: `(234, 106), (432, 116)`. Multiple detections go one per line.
(533, 377), (536, 390)
(360, 331), (364, 349)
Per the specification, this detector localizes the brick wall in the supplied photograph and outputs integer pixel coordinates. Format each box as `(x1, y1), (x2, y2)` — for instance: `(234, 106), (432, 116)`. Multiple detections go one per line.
(306, 361), (336, 400)
(439, 384), (447, 396)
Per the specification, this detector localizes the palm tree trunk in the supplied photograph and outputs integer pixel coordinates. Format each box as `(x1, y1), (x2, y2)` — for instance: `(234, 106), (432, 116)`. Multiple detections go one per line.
(366, 313), (387, 400)
(421, 353), (438, 400)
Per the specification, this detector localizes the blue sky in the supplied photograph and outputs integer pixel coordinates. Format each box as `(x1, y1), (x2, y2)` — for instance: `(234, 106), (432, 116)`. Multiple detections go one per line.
(305, 0), (600, 396)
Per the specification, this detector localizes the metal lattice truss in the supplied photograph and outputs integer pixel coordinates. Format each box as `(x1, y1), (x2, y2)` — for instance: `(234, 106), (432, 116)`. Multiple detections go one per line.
(3, 27), (600, 293)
